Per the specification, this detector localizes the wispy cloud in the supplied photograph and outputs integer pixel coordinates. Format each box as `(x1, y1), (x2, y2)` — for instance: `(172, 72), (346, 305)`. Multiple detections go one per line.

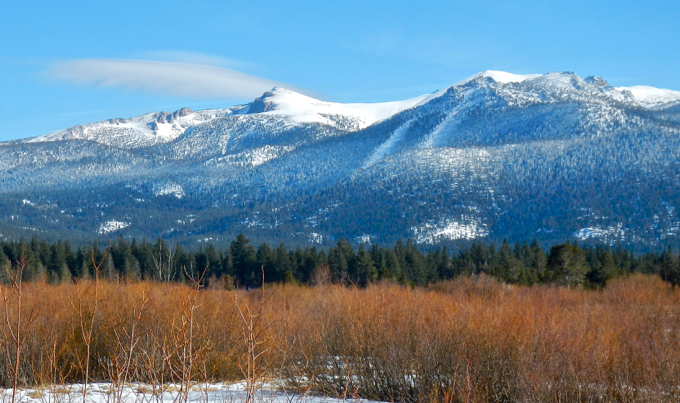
(49, 58), (299, 99)
(136, 50), (261, 70)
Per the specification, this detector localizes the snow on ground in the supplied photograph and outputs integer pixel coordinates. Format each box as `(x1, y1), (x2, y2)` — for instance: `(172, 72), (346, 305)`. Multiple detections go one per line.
(27, 107), (239, 149)
(308, 232), (323, 244)
(98, 220), (130, 234)
(454, 70), (542, 86)
(22, 71), (680, 156)
(1, 383), (385, 403)
(153, 183), (185, 198)
(411, 70), (542, 109)
(355, 234), (374, 244)
(363, 120), (413, 168)
(26, 71), (542, 150)
(412, 218), (489, 244)
(209, 145), (296, 168)
(616, 85), (680, 108)
(249, 87), (431, 130)
(574, 224), (626, 244)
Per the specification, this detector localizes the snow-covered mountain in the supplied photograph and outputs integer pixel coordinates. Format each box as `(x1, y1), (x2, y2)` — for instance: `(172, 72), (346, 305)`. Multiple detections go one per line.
(2, 70), (680, 250)
(24, 86), (435, 150)
(26, 107), (234, 149)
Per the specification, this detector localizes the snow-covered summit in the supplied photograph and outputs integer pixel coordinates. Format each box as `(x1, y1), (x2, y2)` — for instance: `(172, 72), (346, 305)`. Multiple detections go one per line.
(21, 71), (680, 151)
(241, 70), (543, 127)
(616, 85), (680, 108)
(455, 70), (542, 86)
(4, 70), (680, 248)
(244, 87), (431, 129)
(410, 70), (544, 107)
(28, 106), (240, 149)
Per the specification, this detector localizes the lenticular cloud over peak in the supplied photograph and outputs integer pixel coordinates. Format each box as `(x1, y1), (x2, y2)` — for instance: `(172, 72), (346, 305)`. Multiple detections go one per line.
(49, 58), (292, 99)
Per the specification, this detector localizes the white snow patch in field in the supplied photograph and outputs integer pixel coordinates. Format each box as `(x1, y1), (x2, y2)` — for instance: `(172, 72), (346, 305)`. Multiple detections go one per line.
(98, 220), (130, 234)
(1, 382), (385, 403)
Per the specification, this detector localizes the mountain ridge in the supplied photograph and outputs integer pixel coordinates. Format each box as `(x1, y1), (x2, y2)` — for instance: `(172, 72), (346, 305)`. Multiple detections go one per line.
(2, 70), (680, 250)
(18, 70), (680, 150)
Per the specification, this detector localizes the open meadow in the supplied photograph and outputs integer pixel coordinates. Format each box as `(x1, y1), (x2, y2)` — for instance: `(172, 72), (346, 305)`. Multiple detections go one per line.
(0, 274), (679, 402)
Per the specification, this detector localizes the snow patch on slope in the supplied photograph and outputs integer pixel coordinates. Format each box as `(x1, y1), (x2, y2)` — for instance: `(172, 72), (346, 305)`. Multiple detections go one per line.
(154, 182), (185, 198)
(364, 120), (413, 168)
(617, 86), (680, 108)
(248, 87), (430, 130)
(28, 107), (240, 149)
(309, 232), (324, 244)
(412, 218), (489, 244)
(574, 224), (626, 244)
(412, 70), (542, 109)
(248, 145), (296, 166)
(98, 220), (130, 234)
(208, 145), (296, 167)
(455, 70), (542, 86)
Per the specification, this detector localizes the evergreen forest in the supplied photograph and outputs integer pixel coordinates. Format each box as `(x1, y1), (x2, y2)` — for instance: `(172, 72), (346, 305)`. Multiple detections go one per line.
(2, 234), (679, 289)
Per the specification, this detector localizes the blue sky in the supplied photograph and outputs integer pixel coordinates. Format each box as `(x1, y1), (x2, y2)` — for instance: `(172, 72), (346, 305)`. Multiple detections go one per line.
(1, 0), (679, 141)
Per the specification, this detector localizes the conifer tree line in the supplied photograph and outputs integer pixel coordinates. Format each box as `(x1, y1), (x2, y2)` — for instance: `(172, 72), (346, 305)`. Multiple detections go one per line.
(1, 234), (679, 288)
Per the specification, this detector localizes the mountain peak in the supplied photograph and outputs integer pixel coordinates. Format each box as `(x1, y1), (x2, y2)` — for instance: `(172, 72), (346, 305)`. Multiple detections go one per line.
(616, 85), (680, 108)
(245, 87), (432, 129)
(247, 86), (318, 113)
(269, 86), (292, 93)
(584, 76), (611, 88)
(5, 68), (680, 248)
(455, 70), (542, 86)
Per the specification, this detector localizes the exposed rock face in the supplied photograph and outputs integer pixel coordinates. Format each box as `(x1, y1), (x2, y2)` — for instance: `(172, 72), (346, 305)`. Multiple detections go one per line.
(247, 92), (275, 114)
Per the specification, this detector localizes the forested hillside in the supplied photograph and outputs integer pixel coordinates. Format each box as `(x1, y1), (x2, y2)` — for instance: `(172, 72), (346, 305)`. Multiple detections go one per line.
(3, 71), (680, 250)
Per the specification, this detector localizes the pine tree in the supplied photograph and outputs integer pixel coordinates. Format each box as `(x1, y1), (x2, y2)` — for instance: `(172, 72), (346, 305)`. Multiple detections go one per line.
(204, 243), (222, 279)
(256, 243), (275, 281)
(546, 243), (590, 287)
(273, 243), (291, 282)
(383, 249), (401, 280)
(355, 245), (377, 286)
(498, 240), (524, 284)
(231, 234), (257, 287)
(101, 253), (117, 282)
(404, 241), (427, 286)
(586, 246), (618, 287)
(529, 240), (547, 283)
(661, 248), (680, 286)
(59, 262), (72, 284)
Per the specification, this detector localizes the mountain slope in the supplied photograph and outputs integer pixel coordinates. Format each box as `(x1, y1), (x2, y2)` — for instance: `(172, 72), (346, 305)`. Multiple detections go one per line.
(2, 71), (680, 250)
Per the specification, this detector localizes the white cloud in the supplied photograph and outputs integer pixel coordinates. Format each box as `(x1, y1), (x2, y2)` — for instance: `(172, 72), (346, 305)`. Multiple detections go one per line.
(49, 58), (295, 99)
(137, 51), (259, 70)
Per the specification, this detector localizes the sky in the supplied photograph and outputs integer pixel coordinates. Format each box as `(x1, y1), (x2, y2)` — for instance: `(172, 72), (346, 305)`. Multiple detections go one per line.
(1, 0), (679, 141)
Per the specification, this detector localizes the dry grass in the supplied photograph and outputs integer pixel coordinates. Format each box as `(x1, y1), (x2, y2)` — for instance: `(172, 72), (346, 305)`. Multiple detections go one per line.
(1, 275), (679, 402)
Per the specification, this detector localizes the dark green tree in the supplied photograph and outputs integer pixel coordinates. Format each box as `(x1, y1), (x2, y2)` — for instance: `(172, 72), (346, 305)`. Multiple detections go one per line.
(546, 243), (590, 287)
(231, 234), (257, 287)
